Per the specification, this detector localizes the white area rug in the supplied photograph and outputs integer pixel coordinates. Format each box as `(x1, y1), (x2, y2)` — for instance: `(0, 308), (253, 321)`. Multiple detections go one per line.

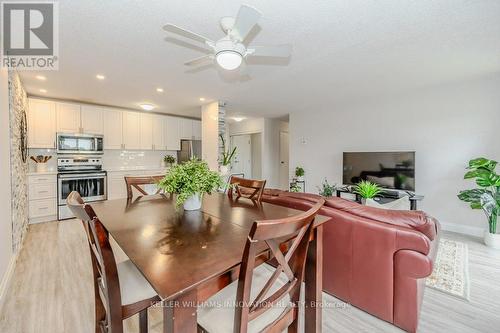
(426, 238), (470, 300)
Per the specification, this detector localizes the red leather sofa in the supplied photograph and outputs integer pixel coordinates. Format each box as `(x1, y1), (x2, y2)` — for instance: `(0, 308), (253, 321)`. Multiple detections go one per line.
(261, 190), (440, 333)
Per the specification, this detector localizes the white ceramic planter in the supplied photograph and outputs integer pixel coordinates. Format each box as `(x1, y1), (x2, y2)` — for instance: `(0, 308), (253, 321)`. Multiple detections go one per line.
(220, 165), (230, 176)
(484, 231), (500, 249)
(36, 163), (48, 173)
(183, 193), (202, 211)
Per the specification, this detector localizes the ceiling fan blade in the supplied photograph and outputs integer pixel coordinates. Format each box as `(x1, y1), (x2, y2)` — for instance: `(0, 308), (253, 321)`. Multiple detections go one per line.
(184, 55), (213, 67)
(163, 24), (214, 44)
(247, 44), (292, 57)
(230, 5), (262, 42)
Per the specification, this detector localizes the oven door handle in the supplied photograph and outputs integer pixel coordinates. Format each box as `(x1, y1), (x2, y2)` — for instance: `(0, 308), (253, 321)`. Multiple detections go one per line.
(58, 173), (106, 180)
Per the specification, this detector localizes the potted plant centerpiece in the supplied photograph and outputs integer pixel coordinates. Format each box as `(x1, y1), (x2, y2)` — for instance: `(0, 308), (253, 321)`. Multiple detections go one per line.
(353, 180), (383, 204)
(219, 134), (236, 176)
(163, 154), (176, 167)
(295, 166), (305, 181)
(158, 158), (223, 211)
(458, 157), (500, 248)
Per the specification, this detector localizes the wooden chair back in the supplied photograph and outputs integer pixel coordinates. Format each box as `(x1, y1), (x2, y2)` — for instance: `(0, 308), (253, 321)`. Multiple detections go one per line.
(125, 175), (164, 199)
(228, 176), (266, 202)
(234, 197), (325, 332)
(67, 191), (123, 333)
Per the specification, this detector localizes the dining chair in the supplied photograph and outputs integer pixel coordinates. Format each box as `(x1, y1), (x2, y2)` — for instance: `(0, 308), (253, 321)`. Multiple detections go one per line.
(197, 197), (325, 333)
(227, 176), (267, 203)
(125, 175), (164, 199)
(67, 191), (160, 333)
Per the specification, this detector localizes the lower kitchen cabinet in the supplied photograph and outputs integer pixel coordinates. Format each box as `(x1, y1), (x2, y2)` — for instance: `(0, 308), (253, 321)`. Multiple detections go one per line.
(28, 174), (57, 224)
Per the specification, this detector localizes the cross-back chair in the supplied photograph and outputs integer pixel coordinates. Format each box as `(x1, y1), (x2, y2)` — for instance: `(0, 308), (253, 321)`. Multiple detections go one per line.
(125, 175), (164, 199)
(227, 176), (267, 203)
(67, 191), (160, 333)
(197, 197), (325, 333)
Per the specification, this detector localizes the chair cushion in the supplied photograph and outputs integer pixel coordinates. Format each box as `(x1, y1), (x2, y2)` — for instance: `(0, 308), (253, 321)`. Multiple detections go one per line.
(198, 264), (292, 333)
(117, 260), (157, 305)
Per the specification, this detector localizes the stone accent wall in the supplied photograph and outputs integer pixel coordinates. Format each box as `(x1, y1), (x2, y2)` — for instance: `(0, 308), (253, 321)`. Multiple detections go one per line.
(8, 71), (29, 253)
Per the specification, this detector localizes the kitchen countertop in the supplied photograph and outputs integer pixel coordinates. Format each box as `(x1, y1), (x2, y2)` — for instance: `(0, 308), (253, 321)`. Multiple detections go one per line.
(105, 166), (169, 173)
(27, 171), (58, 176)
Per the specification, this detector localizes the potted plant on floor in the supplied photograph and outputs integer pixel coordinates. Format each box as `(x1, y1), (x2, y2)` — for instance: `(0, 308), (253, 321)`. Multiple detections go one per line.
(158, 158), (223, 210)
(219, 134), (236, 176)
(458, 157), (500, 248)
(353, 180), (383, 204)
(295, 166), (305, 181)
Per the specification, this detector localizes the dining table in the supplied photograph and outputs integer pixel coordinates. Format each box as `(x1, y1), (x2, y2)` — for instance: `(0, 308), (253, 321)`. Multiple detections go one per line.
(90, 192), (329, 333)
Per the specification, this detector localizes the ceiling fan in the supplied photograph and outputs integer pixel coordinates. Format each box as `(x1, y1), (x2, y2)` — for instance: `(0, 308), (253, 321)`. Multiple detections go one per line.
(163, 4), (292, 71)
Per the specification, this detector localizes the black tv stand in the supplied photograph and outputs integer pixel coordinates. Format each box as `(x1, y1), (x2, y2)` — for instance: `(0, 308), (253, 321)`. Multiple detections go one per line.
(336, 186), (424, 210)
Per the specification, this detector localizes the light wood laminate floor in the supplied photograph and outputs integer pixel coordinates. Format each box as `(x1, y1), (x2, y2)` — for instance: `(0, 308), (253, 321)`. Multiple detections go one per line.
(0, 220), (499, 332)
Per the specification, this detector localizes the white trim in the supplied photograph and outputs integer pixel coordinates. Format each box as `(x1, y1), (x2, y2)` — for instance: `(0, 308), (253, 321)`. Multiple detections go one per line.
(440, 221), (485, 238)
(0, 253), (17, 313)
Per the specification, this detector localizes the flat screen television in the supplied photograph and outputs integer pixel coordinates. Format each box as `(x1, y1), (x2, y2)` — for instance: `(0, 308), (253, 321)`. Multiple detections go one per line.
(343, 151), (415, 191)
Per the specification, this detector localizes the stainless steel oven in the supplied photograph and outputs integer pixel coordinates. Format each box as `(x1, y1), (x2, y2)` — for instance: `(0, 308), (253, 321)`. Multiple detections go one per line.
(57, 133), (104, 155)
(57, 157), (107, 220)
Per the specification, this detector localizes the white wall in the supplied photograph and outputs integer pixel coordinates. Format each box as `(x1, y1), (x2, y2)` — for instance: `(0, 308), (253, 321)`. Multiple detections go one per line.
(290, 75), (500, 235)
(0, 68), (13, 303)
(201, 102), (219, 170)
(251, 133), (262, 179)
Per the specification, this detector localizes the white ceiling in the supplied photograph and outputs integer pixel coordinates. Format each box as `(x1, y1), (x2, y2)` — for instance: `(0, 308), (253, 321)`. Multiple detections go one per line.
(20, 0), (500, 118)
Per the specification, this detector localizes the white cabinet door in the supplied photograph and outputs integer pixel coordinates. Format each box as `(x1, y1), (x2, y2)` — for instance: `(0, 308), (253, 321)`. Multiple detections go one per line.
(103, 109), (123, 149)
(180, 118), (193, 139)
(56, 102), (81, 133)
(108, 173), (128, 200)
(122, 111), (141, 150)
(81, 105), (104, 134)
(152, 115), (165, 150)
(165, 116), (181, 151)
(192, 120), (202, 140)
(139, 113), (153, 150)
(28, 99), (56, 148)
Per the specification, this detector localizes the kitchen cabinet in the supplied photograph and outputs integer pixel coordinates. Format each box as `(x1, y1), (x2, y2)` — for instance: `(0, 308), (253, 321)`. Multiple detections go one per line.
(139, 113), (153, 150)
(81, 105), (104, 134)
(122, 111), (141, 150)
(192, 120), (202, 140)
(152, 114), (165, 150)
(56, 102), (81, 133)
(180, 118), (193, 139)
(28, 99), (56, 148)
(28, 174), (57, 223)
(103, 109), (123, 149)
(165, 116), (181, 151)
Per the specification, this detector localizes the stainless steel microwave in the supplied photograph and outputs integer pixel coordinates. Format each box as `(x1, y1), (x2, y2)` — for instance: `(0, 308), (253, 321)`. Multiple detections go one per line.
(56, 133), (104, 155)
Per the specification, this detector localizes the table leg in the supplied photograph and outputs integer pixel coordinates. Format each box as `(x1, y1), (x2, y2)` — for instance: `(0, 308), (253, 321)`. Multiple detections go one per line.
(163, 289), (198, 333)
(305, 225), (323, 333)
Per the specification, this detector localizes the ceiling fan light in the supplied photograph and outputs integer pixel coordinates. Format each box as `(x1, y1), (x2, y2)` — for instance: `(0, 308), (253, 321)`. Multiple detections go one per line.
(216, 51), (242, 70)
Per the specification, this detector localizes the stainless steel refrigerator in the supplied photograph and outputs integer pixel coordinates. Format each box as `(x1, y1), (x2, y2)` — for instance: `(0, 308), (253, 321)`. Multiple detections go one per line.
(177, 140), (202, 163)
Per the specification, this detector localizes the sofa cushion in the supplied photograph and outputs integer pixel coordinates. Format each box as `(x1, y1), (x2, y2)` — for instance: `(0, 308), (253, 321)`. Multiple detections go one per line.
(324, 197), (437, 241)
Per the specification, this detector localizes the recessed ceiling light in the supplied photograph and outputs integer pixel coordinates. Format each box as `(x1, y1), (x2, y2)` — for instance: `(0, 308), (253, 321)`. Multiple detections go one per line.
(39, 89), (47, 93)
(156, 88), (164, 93)
(199, 97), (206, 102)
(96, 74), (106, 80)
(233, 117), (245, 122)
(35, 75), (46, 81)
(139, 103), (155, 111)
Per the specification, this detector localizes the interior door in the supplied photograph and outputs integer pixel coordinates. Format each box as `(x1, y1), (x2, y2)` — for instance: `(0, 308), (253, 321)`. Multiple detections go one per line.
(231, 135), (252, 178)
(279, 131), (289, 190)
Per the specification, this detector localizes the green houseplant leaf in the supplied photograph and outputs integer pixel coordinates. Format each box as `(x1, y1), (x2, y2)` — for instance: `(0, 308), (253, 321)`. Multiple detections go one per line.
(353, 180), (383, 199)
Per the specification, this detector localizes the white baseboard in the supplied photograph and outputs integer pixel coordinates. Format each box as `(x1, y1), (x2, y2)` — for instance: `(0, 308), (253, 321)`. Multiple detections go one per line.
(0, 253), (17, 313)
(440, 221), (485, 238)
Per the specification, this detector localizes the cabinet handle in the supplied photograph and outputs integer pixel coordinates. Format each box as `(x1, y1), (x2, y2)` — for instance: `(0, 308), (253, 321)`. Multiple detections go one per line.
(38, 190), (49, 193)
(39, 207), (49, 210)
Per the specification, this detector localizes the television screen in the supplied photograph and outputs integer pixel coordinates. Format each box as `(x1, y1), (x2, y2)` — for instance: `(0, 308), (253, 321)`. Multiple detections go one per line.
(343, 151), (415, 191)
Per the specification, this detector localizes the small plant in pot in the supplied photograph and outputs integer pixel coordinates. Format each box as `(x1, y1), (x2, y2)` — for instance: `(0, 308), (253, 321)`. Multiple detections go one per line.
(353, 180), (383, 204)
(219, 134), (236, 176)
(163, 155), (176, 167)
(458, 157), (500, 249)
(318, 178), (336, 197)
(158, 158), (223, 210)
(295, 167), (305, 181)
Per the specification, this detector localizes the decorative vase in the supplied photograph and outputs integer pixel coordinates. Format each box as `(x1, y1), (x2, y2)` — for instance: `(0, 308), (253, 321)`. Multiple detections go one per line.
(484, 231), (500, 249)
(183, 193), (202, 211)
(36, 163), (47, 173)
(296, 176), (304, 181)
(220, 165), (230, 176)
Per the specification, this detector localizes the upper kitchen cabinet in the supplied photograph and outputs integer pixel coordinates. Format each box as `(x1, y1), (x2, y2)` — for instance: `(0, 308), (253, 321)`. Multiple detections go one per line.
(139, 113), (153, 150)
(28, 98), (56, 148)
(81, 105), (104, 134)
(192, 120), (202, 140)
(180, 118), (193, 140)
(165, 116), (181, 151)
(122, 111), (141, 150)
(56, 102), (81, 133)
(103, 109), (123, 150)
(152, 114), (165, 150)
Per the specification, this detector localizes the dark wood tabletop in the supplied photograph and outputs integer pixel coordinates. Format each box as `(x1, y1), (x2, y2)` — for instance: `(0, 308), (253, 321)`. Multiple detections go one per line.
(91, 193), (328, 332)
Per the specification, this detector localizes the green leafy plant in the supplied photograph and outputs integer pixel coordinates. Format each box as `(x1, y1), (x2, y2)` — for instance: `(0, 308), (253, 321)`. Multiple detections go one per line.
(163, 155), (176, 165)
(353, 180), (383, 199)
(295, 166), (305, 178)
(290, 183), (301, 193)
(458, 157), (500, 234)
(158, 158), (223, 207)
(219, 134), (237, 166)
(318, 178), (336, 197)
